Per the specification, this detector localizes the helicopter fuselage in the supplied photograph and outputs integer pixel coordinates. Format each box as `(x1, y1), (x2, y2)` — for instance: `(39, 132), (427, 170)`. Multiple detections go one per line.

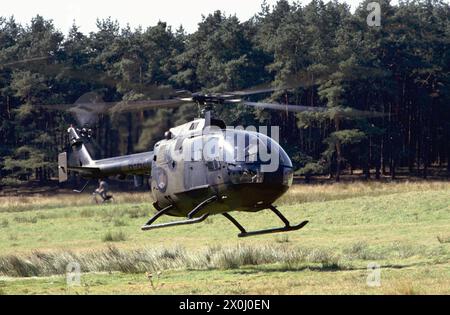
(149, 119), (294, 217)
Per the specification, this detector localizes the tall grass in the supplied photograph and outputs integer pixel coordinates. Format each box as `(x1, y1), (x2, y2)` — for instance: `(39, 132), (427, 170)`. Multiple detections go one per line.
(0, 192), (153, 213)
(0, 219), (9, 228)
(102, 231), (127, 242)
(0, 241), (434, 278)
(0, 244), (321, 277)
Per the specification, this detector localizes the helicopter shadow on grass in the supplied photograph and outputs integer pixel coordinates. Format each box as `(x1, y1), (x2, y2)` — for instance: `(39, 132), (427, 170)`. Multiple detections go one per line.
(229, 261), (427, 275)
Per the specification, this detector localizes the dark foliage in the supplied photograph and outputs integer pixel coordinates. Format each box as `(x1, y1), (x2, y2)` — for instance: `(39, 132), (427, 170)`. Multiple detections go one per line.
(0, 1), (449, 185)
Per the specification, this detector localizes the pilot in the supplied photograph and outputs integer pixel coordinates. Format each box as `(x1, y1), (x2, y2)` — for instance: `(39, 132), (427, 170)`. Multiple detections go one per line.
(93, 178), (112, 204)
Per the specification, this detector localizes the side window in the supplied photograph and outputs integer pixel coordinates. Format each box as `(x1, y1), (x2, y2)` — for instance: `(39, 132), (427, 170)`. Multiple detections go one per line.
(206, 160), (220, 171)
(156, 145), (167, 164)
(189, 122), (199, 130)
(190, 138), (203, 161)
(204, 137), (221, 161)
(175, 138), (184, 153)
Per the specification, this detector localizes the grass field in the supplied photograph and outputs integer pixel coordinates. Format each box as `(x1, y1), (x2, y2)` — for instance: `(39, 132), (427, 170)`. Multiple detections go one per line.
(0, 181), (449, 295)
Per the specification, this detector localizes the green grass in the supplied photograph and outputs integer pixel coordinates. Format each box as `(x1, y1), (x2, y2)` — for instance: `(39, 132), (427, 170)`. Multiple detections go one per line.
(102, 230), (127, 242)
(0, 181), (448, 294)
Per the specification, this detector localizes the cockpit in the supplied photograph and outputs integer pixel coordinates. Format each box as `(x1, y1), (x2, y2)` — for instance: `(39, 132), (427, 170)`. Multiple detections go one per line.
(201, 129), (293, 186)
(202, 129), (291, 166)
(157, 126), (294, 188)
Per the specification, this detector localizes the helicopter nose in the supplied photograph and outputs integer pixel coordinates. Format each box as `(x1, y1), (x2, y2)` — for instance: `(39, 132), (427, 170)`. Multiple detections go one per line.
(227, 163), (293, 210)
(256, 166), (293, 207)
(263, 166), (294, 188)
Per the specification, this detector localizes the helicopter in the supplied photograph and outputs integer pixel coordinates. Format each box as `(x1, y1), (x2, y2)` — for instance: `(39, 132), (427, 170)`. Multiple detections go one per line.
(54, 86), (384, 238)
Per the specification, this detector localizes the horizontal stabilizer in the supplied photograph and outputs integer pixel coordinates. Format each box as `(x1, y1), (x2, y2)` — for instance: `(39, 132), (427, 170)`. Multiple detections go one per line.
(58, 152), (68, 183)
(68, 165), (101, 175)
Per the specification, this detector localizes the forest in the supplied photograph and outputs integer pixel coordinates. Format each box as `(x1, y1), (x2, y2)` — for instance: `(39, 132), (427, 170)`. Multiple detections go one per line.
(0, 0), (449, 186)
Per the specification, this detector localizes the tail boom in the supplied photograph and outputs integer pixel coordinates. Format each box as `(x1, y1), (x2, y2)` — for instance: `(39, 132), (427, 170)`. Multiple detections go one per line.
(58, 126), (153, 182)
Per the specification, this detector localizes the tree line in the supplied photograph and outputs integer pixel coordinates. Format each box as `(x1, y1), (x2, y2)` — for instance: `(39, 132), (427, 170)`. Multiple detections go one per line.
(0, 0), (449, 186)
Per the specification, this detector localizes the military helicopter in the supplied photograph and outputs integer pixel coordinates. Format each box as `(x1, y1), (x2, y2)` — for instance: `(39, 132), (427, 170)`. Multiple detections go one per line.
(53, 85), (384, 238)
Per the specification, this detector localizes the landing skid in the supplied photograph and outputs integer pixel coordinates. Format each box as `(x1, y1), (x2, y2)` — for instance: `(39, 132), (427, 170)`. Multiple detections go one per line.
(223, 206), (309, 238)
(141, 200), (308, 237)
(141, 213), (210, 231)
(141, 196), (216, 231)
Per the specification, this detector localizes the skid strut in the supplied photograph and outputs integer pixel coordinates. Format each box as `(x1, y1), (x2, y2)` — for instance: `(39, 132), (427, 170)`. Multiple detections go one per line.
(222, 205), (309, 238)
(141, 196), (217, 231)
(188, 195), (218, 218)
(73, 179), (90, 193)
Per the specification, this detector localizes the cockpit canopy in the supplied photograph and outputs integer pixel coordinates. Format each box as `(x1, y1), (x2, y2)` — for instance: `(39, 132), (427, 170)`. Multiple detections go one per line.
(198, 129), (292, 169)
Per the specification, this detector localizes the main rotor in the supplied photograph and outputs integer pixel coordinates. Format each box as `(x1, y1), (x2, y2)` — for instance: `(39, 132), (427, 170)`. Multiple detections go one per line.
(33, 81), (386, 129)
(180, 92), (242, 118)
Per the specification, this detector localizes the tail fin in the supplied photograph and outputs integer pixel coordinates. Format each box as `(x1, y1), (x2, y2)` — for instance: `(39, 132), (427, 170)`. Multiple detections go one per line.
(58, 126), (95, 183)
(67, 126), (94, 167)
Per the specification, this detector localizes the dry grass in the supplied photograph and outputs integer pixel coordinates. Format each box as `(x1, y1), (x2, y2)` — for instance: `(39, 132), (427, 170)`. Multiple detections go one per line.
(1, 181), (448, 213)
(277, 180), (450, 205)
(385, 281), (419, 295)
(0, 192), (153, 213)
(437, 235), (450, 244)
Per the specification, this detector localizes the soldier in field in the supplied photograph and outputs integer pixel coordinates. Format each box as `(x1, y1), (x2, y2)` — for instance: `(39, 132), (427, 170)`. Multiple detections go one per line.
(92, 178), (113, 204)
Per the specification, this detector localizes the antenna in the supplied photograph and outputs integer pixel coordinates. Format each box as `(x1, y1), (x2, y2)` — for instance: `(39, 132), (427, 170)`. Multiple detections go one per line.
(204, 110), (211, 127)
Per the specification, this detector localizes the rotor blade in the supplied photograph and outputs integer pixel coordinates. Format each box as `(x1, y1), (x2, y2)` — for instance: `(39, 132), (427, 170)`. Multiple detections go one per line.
(226, 98), (243, 103)
(37, 98), (191, 128)
(329, 107), (388, 119)
(0, 56), (50, 68)
(38, 103), (76, 111)
(225, 83), (302, 98)
(39, 99), (188, 114)
(226, 66), (343, 97)
(227, 86), (278, 96)
(179, 97), (194, 102)
(108, 99), (188, 114)
(242, 101), (386, 119)
(242, 101), (325, 113)
(175, 90), (193, 97)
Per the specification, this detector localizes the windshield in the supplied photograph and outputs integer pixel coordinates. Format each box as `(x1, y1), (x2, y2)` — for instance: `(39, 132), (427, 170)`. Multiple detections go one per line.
(202, 129), (292, 169)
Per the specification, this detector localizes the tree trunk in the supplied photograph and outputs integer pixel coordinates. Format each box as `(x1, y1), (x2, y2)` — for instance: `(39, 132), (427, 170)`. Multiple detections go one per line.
(334, 117), (341, 182)
(390, 157), (396, 180)
(127, 113), (133, 155)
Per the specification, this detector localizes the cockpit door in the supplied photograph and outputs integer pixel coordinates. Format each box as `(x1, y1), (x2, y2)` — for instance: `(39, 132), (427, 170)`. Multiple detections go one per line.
(184, 137), (208, 189)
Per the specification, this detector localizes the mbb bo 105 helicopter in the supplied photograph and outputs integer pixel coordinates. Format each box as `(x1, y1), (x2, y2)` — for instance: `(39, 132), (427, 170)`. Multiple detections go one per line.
(55, 87), (381, 237)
